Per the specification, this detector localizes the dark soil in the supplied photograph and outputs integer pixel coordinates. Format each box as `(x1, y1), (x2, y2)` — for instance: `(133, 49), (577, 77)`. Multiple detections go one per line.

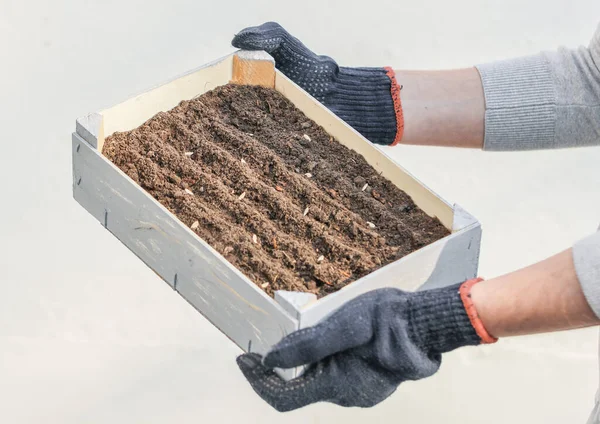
(103, 84), (449, 298)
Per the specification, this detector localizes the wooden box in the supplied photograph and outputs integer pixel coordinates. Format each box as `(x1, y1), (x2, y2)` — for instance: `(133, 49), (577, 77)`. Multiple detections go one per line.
(72, 51), (481, 379)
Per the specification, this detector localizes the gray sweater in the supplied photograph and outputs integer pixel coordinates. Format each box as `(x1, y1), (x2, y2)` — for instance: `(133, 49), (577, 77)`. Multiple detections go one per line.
(475, 24), (600, 318)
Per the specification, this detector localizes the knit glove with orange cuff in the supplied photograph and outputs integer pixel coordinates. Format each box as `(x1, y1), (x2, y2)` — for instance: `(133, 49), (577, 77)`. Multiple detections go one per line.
(237, 279), (497, 412)
(232, 22), (404, 146)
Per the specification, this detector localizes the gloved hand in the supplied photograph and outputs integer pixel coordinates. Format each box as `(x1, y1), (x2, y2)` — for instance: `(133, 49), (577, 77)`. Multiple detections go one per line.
(232, 22), (404, 146)
(237, 279), (497, 412)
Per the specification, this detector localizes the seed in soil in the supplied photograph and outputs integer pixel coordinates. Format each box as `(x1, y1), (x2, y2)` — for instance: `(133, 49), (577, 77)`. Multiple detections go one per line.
(306, 161), (318, 171)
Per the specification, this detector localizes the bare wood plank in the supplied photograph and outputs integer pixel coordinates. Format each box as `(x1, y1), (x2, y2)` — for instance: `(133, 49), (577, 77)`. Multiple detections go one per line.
(298, 222), (481, 329)
(230, 50), (276, 88)
(72, 134), (298, 364)
(274, 71), (455, 230)
(100, 54), (234, 138)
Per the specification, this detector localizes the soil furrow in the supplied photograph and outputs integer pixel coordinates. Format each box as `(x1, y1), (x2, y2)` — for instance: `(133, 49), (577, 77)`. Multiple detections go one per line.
(103, 84), (449, 297)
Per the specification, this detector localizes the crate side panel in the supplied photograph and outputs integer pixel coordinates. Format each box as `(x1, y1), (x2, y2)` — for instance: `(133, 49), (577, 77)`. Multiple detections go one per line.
(274, 72), (454, 230)
(72, 134), (297, 355)
(416, 223), (481, 291)
(101, 55), (233, 138)
(299, 224), (481, 329)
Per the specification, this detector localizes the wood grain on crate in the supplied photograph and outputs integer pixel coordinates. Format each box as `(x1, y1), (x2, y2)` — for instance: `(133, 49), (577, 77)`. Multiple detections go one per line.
(231, 50), (276, 87)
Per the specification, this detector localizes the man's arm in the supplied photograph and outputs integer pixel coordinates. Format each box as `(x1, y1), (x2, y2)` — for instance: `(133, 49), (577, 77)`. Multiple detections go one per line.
(397, 68), (485, 148)
(232, 23), (600, 412)
(399, 24), (600, 151)
(233, 22), (600, 150)
(473, 248), (599, 338)
(236, 246), (600, 412)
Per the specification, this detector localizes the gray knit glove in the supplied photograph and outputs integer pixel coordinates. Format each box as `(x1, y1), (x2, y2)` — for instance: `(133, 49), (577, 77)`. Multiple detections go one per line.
(232, 22), (403, 145)
(237, 283), (486, 412)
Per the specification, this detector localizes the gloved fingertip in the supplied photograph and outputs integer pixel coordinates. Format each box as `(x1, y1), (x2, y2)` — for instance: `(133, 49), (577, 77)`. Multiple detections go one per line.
(261, 350), (282, 369)
(231, 34), (246, 49)
(236, 352), (263, 370)
(231, 22), (289, 51)
(262, 346), (306, 369)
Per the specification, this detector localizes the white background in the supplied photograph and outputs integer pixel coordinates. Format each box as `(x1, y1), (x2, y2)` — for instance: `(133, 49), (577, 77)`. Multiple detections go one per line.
(1, 0), (600, 422)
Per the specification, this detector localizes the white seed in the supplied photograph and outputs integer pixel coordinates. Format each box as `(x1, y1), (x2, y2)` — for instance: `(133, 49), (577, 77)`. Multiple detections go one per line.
(238, 191), (246, 200)
(241, 158), (247, 164)
(184, 151), (194, 157)
(303, 207), (310, 217)
(361, 183), (369, 191)
(252, 234), (258, 244)
(303, 134), (311, 141)
(199, 186), (205, 192)
(184, 188), (194, 195)
(367, 221), (376, 229)
(191, 220), (199, 230)
(261, 282), (270, 289)
(317, 255), (325, 263)
(305, 173), (312, 178)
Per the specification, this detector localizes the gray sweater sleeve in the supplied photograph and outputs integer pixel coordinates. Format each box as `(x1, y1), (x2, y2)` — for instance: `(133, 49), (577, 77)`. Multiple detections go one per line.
(475, 24), (600, 317)
(476, 24), (600, 151)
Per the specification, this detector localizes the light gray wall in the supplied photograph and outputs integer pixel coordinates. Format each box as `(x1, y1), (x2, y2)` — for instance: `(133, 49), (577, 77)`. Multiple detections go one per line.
(1, 1), (600, 423)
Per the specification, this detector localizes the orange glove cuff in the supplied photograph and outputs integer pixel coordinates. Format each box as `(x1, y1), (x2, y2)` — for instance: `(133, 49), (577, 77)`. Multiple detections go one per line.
(384, 67), (404, 146)
(459, 278), (498, 344)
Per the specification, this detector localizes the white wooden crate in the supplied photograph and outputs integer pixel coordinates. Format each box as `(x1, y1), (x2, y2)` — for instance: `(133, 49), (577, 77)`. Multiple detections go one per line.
(72, 51), (481, 380)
